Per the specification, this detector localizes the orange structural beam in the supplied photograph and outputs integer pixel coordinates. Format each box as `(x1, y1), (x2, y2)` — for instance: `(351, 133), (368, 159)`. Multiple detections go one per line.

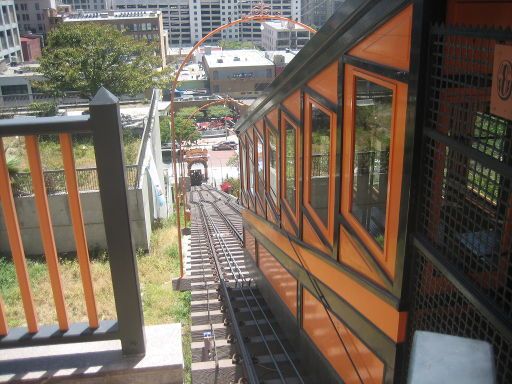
(0, 295), (8, 336)
(25, 135), (69, 331)
(0, 139), (38, 333)
(60, 133), (98, 329)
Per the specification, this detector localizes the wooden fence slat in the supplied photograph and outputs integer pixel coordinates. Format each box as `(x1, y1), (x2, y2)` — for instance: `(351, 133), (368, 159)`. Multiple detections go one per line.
(0, 138), (38, 333)
(0, 295), (8, 336)
(25, 135), (69, 331)
(59, 133), (99, 328)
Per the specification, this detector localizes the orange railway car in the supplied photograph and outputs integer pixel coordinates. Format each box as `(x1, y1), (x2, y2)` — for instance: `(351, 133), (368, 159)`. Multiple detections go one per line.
(236, 0), (512, 382)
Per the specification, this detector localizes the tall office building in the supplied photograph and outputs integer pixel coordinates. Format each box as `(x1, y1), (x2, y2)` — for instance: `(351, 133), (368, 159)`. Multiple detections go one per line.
(113, 0), (301, 48)
(14, 0), (56, 34)
(60, 0), (112, 11)
(301, 0), (342, 28)
(0, 1), (22, 63)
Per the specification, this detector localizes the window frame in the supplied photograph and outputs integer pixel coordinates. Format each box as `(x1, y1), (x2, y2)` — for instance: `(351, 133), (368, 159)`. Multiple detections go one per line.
(255, 126), (266, 210)
(246, 127), (256, 209)
(239, 135), (246, 205)
(280, 112), (300, 223)
(340, 65), (407, 278)
(303, 94), (337, 243)
(265, 119), (280, 214)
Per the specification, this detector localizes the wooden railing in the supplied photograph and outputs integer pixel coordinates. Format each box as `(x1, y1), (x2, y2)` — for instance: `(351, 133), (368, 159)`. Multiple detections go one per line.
(0, 88), (145, 356)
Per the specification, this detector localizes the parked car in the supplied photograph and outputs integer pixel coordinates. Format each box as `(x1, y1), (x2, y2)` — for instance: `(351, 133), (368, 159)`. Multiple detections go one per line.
(223, 140), (238, 148)
(212, 141), (236, 151)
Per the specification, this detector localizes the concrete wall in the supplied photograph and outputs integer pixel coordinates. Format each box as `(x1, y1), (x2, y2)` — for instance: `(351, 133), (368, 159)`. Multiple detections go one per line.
(0, 188), (151, 256)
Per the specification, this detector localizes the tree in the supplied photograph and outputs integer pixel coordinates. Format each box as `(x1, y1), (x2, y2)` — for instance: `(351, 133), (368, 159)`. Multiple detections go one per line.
(159, 115), (200, 146)
(206, 105), (235, 119)
(37, 23), (172, 98)
(218, 40), (257, 50)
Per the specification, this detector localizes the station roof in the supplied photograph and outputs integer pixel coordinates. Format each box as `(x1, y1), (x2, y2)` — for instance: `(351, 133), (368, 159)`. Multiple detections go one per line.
(203, 50), (273, 69)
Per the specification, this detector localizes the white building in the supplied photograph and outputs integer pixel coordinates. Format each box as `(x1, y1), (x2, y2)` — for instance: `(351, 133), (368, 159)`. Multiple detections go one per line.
(14, 0), (56, 34)
(112, 0), (301, 48)
(260, 20), (311, 51)
(202, 49), (274, 97)
(0, 1), (22, 63)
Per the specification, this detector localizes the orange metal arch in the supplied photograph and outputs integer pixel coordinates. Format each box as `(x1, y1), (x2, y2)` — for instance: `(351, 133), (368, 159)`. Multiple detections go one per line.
(170, 15), (316, 277)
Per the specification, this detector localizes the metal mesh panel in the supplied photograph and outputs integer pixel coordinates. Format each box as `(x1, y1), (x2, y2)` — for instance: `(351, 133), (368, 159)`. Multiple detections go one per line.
(417, 25), (512, 321)
(409, 25), (512, 384)
(408, 250), (512, 384)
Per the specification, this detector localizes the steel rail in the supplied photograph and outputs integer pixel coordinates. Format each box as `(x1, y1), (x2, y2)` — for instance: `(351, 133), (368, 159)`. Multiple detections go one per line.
(199, 198), (305, 384)
(197, 222), (219, 370)
(196, 201), (259, 384)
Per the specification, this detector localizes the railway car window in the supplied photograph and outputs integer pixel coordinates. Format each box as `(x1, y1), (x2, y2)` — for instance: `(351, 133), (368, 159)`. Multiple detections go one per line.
(257, 135), (265, 199)
(308, 104), (331, 226)
(284, 120), (297, 213)
(240, 140), (246, 193)
(351, 77), (393, 248)
(248, 141), (255, 195)
(268, 129), (278, 205)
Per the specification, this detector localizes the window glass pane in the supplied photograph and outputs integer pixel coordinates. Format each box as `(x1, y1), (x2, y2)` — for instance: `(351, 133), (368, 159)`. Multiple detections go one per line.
(257, 136), (264, 197)
(284, 120), (296, 212)
(309, 105), (330, 226)
(351, 77), (393, 248)
(240, 143), (246, 191)
(268, 129), (278, 205)
(248, 143), (254, 195)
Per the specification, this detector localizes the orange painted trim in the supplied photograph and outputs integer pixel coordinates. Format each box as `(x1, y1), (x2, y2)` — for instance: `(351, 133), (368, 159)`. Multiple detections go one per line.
(302, 289), (385, 383)
(259, 243), (297, 317)
(26, 135), (69, 331)
(306, 61), (339, 105)
(280, 113), (300, 224)
(0, 296), (8, 336)
(0, 139), (38, 333)
(348, 5), (412, 71)
(339, 226), (387, 288)
(60, 133), (99, 329)
(303, 94), (337, 244)
(341, 65), (408, 279)
(244, 210), (404, 342)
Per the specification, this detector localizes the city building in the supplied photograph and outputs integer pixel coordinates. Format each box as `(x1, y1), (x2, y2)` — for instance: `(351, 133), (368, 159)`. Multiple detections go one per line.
(14, 0), (55, 34)
(260, 20), (311, 51)
(301, 0), (343, 27)
(20, 33), (41, 61)
(0, 1), (22, 63)
(263, 49), (298, 75)
(112, 0), (301, 48)
(202, 49), (274, 97)
(60, 0), (112, 11)
(56, 10), (168, 67)
(0, 62), (43, 104)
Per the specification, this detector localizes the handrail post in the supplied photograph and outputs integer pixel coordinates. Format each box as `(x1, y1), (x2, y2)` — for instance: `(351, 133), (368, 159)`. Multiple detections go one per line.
(89, 87), (146, 356)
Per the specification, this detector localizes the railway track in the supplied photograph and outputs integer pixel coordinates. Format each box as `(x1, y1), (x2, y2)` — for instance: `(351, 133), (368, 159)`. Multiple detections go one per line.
(189, 185), (308, 384)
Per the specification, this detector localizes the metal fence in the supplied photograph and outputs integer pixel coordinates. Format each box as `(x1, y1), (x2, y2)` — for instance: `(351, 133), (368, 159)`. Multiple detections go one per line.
(10, 165), (139, 196)
(407, 24), (512, 384)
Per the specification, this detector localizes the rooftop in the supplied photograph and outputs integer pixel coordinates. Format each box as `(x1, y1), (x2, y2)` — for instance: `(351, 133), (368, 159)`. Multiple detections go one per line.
(261, 21), (309, 32)
(203, 50), (273, 69)
(264, 50), (300, 64)
(63, 10), (161, 22)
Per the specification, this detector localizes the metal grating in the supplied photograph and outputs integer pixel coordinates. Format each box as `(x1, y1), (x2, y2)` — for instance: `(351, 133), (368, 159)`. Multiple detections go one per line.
(409, 25), (512, 384)
(408, 250), (512, 384)
(417, 25), (512, 321)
